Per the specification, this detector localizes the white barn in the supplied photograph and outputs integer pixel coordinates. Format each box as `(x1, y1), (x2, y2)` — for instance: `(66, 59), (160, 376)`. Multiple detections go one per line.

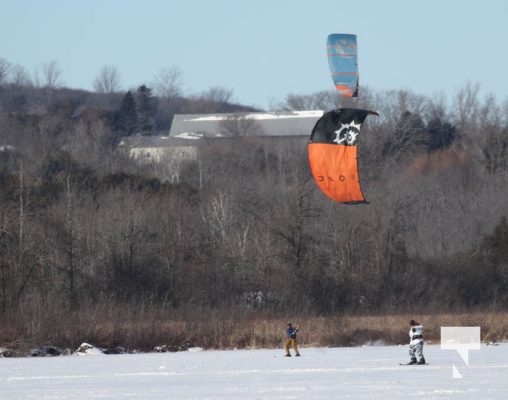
(119, 110), (323, 182)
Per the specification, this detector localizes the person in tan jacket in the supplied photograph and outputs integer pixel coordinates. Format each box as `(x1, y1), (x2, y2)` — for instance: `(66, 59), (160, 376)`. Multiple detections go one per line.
(284, 323), (300, 357)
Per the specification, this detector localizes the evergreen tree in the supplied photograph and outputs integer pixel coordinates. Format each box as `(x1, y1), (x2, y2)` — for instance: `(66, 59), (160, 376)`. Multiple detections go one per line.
(116, 91), (138, 136)
(427, 117), (456, 152)
(136, 85), (154, 135)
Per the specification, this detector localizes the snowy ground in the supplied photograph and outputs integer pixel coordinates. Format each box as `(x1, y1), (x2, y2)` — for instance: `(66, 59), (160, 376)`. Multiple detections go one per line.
(1, 344), (507, 399)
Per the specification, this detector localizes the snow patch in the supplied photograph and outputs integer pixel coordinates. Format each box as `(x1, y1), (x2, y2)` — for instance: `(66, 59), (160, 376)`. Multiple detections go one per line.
(362, 339), (387, 347)
(184, 110), (323, 122)
(172, 132), (203, 140)
(187, 347), (203, 352)
(74, 343), (105, 356)
(0, 145), (15, 152)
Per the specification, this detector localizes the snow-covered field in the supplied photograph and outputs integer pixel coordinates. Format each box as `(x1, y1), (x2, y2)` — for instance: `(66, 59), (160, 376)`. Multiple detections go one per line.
(1, 344), (507, 399)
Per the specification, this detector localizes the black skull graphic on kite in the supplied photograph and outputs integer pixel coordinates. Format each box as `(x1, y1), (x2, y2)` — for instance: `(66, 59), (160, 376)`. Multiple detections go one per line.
(333, 120), (362, 146)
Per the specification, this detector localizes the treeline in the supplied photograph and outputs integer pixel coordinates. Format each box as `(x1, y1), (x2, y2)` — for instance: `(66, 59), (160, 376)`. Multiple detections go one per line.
(1, 80), (508, 351)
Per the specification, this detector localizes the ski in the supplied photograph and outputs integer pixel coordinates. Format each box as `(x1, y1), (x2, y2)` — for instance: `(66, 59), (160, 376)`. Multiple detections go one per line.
(399, 362), (429, 365)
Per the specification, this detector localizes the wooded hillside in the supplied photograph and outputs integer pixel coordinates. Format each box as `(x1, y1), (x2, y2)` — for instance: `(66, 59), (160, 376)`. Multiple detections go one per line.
(1, 80), (507, 351)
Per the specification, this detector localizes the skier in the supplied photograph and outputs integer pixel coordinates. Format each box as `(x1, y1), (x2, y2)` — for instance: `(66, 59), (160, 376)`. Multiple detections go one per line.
(284, 322), (300, 357)
(408, 319), (425, 364)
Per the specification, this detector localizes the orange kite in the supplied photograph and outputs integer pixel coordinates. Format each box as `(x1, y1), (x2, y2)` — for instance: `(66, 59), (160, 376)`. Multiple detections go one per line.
(308, 108), (378, 204)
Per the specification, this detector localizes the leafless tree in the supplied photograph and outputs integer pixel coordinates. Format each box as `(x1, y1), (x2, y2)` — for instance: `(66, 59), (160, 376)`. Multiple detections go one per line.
(382, 110), (428, 160)
(152, 65), (184, 98)
(10, 64), (32, 86)
(197, 86), (235, 112)
(219, 114), (265, 136)
(282, 91), (338, 111)
(0, 58), (10, 86)
(93, 65), (121, 93)
(453, 81), (480, 132)
(482, 129), (508, 174)
(34, 60), (64, 88)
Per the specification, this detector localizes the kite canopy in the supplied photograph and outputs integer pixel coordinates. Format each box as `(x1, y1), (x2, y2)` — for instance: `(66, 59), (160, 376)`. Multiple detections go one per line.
(327, 34), (358, 97)
(308, 108), (378, 204)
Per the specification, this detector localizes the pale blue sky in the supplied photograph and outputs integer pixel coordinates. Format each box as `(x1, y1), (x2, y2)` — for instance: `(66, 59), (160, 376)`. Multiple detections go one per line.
(2, 0), (508, 109)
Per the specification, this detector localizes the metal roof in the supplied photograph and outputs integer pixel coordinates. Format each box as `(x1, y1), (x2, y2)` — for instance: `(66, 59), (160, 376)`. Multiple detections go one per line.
(169, 111), (323, 138)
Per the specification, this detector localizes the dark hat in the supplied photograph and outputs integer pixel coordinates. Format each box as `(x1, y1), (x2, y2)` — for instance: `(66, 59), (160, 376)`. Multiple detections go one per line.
(287, 322), (292, 326)
(409, 320), (416, 325)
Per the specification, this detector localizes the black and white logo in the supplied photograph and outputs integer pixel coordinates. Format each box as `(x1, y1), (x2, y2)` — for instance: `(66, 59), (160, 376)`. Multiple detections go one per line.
(333, 120), (362, 146)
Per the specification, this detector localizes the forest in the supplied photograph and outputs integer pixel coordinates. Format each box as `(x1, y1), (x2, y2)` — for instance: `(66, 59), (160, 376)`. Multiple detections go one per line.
(1, 59), (508, 353)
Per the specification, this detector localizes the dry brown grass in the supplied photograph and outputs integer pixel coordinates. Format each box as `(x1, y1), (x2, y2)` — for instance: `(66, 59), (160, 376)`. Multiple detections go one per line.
(2, 307), (507, 354)
(218, 311), (508, 349)
(282, 312), (508, 347)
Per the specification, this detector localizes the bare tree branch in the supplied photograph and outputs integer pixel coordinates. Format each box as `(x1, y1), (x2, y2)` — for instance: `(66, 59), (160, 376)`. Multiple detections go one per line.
(152, 65), (184, 98)
(93, 65), (121, 93)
